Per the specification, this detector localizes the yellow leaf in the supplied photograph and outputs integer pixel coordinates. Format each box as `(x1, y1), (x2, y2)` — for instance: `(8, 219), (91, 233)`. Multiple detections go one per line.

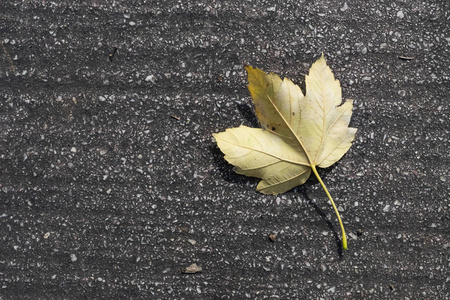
(213, 54), (357, 250)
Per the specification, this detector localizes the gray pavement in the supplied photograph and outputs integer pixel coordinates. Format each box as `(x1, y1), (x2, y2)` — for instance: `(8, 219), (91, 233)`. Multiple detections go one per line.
(1, 0), (449, 299)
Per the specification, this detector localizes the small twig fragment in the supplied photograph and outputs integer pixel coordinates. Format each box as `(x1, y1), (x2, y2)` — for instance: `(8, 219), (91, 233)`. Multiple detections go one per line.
(170, 114), (181, 121)
(109, 47), (118, 62)
(1, 41), (16, 72)
(398, 56), (414, 60)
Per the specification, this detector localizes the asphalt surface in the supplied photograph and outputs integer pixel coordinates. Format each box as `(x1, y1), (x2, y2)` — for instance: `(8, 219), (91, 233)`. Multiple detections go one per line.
(1, 0), (449, 299)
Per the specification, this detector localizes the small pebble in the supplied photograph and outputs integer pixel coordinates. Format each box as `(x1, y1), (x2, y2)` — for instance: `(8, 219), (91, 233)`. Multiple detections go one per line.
(268, 234), (277, 242)
(348, 232), (358, 240)
(145, 75), (156, 84)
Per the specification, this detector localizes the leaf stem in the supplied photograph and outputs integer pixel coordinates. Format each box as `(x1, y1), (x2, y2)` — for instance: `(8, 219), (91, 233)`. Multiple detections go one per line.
(311, 165), (348, 250)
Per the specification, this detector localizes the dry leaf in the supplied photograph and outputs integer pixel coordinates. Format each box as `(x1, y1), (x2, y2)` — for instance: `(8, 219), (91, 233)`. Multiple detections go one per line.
(213, 54), (357, 249)
(181, 263), (202, 274)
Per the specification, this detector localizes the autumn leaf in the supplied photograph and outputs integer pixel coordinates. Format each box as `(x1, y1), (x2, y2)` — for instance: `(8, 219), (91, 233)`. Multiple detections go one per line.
(213, 54), (357, 250)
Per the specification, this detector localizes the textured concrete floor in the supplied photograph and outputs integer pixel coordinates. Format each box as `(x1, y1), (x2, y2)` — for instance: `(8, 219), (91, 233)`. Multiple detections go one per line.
(1, 0), (449, 299)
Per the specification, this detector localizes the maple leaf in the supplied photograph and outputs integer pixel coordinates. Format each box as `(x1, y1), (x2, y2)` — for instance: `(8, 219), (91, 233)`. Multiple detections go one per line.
(213, 54), (357, 250)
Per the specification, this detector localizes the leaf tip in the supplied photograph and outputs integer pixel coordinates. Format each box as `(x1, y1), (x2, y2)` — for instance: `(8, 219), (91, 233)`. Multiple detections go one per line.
(318, 52), (327, 63)
(244, 64), (254, 73)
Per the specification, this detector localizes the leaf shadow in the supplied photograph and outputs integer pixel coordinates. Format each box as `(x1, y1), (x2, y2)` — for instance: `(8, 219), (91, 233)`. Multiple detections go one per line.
(297, 181), (344, 258)
(236, 102), (259, 128)
(210, 144), (258, 186)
